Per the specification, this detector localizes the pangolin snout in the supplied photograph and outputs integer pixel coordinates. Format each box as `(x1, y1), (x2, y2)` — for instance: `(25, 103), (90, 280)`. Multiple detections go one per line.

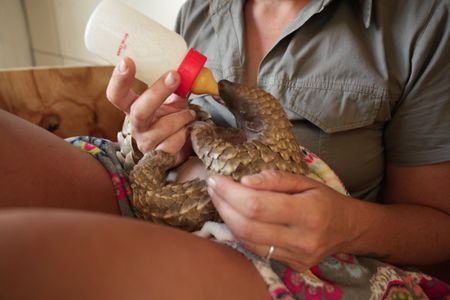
(217, 79), (245, 111)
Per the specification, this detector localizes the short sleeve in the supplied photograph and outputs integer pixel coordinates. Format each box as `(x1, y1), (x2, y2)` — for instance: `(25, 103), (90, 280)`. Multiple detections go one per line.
(384, 2), (450, 165)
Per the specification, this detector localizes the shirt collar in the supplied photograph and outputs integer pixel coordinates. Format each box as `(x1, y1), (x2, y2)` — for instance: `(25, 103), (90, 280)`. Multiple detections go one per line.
(208, 0), (373, 29)
(306, 0), (373, 29)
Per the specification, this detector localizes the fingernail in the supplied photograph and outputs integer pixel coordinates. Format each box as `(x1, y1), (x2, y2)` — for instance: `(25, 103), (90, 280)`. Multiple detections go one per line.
(190, 109), (196, 118)
(207, 177), (217, 188)
(164, 71), (177, 87)
(164, 96), (178, 104)
(207, 186), (215, 198)
(243, 174), (263, 185)
(118, 59), (127, 73)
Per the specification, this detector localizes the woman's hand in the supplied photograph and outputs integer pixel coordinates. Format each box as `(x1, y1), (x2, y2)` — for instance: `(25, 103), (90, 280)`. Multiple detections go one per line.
(207, 170), (360, 271)
(106, 57), (196, 165)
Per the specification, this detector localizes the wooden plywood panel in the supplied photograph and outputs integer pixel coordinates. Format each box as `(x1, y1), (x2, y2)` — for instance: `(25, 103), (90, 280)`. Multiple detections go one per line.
(0, 66), (147, 140)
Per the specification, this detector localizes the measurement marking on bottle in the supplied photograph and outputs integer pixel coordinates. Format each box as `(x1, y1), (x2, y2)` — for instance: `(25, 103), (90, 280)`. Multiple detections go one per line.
(116, 32), (129, 56)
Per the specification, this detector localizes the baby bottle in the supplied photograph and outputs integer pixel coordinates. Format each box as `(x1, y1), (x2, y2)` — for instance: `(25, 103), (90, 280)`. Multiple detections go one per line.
(84, 0), (218, 97)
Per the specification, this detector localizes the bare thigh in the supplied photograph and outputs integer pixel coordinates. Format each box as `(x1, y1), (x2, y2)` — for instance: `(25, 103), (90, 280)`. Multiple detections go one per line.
(0, 209), (270, 300)
(0, 110), (119, 214)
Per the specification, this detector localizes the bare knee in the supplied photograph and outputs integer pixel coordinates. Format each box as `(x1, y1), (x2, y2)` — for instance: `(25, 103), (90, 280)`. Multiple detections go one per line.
(0, 209), (140, 299)
(0, 110), (119, 214)
(0, 209), (270, 300)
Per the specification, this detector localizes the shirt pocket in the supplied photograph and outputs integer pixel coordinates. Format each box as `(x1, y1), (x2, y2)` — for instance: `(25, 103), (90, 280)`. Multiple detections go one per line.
(277, 83), (394, 200)
(281, 82), (392, 133)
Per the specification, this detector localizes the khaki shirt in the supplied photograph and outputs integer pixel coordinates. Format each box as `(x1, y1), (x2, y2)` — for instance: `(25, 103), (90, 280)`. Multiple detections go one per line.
(175, 0), (450, 201)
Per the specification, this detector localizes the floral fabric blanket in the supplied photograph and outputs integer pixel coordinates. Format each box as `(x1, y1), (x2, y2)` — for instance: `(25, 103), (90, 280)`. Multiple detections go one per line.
(196, 147), (450, 300)
(69, 136), (450, 300)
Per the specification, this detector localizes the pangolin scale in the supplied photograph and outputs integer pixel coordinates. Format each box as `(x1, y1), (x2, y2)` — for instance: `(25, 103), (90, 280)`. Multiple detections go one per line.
(117, 80), (308, 231)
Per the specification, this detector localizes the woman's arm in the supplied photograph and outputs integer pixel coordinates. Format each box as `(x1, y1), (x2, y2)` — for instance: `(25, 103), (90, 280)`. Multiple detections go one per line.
(206, 162), (450, 271)
(348, 162), (450, 264)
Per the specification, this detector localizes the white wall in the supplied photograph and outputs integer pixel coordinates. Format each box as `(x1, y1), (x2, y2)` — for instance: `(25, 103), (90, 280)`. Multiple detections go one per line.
(0, 0), (33, 68)
(0, 0), (186, 68)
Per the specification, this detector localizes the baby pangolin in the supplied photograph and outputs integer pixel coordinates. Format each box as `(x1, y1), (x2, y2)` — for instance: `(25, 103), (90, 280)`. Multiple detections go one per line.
(123, 80), (308, 231)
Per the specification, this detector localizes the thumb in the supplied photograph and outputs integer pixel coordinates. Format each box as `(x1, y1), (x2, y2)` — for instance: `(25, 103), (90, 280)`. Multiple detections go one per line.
(106, 57), (138, 114)
(240, 170), (317, 193)
(163, 94), (188, 109)
(154, 94), (189, 118)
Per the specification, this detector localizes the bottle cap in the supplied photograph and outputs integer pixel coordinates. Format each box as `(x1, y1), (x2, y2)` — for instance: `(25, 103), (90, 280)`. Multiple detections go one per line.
(175, 48), (207, 97)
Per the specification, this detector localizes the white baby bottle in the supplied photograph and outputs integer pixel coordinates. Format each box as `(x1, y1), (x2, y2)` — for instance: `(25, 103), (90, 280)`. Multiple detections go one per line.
(84, 0), (218, 97)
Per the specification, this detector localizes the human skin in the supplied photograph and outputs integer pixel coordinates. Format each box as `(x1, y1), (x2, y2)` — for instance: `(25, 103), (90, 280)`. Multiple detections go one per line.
(205, 0), (450, 269)
(0, 76), (270, 300)
(111, 0), (450, 268)
(0, 108), (119, 214)
(0, 0), (449, 298)
(112, 0), (450, 269)
(106, 57), (196, 167)
(0, 209), (270, 299)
